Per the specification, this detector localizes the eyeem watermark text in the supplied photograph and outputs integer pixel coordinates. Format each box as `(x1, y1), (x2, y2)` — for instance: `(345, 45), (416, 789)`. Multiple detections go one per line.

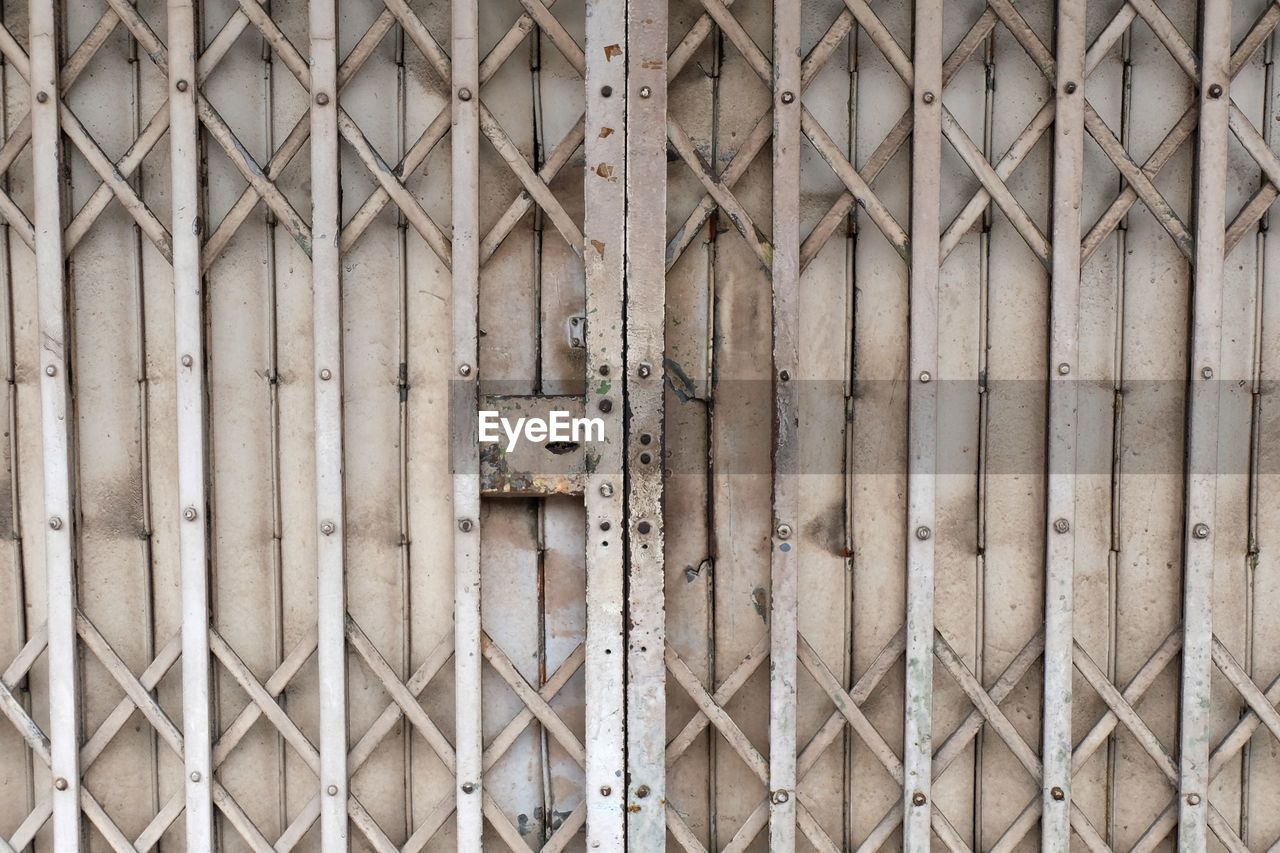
(479, 410), (604, 452)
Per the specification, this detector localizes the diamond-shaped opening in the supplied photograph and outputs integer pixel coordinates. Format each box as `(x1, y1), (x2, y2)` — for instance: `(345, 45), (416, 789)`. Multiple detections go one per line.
(212, 641), (321, 843)
(0, 639), (48, 846)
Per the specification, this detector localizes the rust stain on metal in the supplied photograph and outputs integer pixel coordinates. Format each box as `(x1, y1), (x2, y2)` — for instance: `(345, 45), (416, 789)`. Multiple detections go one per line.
(604, 44), (621, 61)
(591, 239), (606, 257)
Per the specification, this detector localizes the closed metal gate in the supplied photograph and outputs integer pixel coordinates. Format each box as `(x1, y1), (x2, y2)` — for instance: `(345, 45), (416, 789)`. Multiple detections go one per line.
(1, 0), (1279, 849)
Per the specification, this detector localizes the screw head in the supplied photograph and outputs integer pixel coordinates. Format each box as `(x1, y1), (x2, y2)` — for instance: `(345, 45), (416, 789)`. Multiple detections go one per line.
(1201, 366), (1214, 380)
(635, 785), (650, 798)
(599, 364), (610, 376)
(919, 371), (931, 383)
(327, 784), (339, 796)
(319, 368), (332, 381)
(640, 433), (652, 445)
(915, 525), (932, 541)
(639, 86), (652, 98)
(183, 506), (198, 522)
(315, 92), (330, 106)
(780, 91), (795, 104)
(181, 354), (193, 367)
(461, 782), (476, 794)
(457, 87), (472, 102)
(776, 523), (792, 539)
(1051, 786), (1065, 801)
(320, 521), (336, 536)
(1193, 522), (1210, 540)
(54, 777), (68, 791)
(600, 785), (611, 796)
(912, 791), (927, 806)
(190, 771), (202, 782)
(922, 91), (935, 104)
(45, 364), (56, 377)
(600, 483), (614, 498)
(637, 521), (652, 534)
(36, 91), (49, 104)
(1063, 82), (1077, 94)
(176, 79), (189, 92)
(1058, 362), (1070, 375)
(771, 789), (790, 804)
(639, 452), (652, 465)
(458, 518), (474, 533)
(599, 399), (613, 413)
(601, 85), (613, 98)
(1187, 792), (1202, 806)
(638, 363), (652, 378)
(49, 516), (62, 530)
(458, 363), (472, 376)
(1208, 84), (1223, 99)
(600, 521), (611, 531)
(1054, 518), (1070, 534)
(779, 369), (791, 382)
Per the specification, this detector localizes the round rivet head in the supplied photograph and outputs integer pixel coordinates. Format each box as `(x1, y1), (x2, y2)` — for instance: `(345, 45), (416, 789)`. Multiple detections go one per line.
(601, 85), (613, 97)
(635, 785), (650, 798)
(45, 364), (56, 377)
(600, 483), (614, 498)
(181, 354), (193, 368)
(458, 87), (472, 102)
(915, 525), (932, 541)
(54, 777), (68, 791)
(1187, 792), (1202, 806)
(912, 791), (927, 806)
(1058, 362), (1070, 375)
(458, 518), (474, 533)
(320, 521), (336, 536)
(176, 79), (189, 92)
(458, 363), (472, 377)
(600, 785), (611, 796)
(315, 92), (330, 106)
(780, 91), (795, 104)
(919, 371), (931, 383)
(49, 516), (62, 530)
(776, 523), (792, 539)
(190, 771), (201, 782)
(319, 368), (332, 381)
(639, 86), (652, 98)
(779, 369), (791, 382)
(600, 521), (611, 531)
(1051, 786), (1065, 801)
(461, 782), (476, 794)
(327, 784), (339, 796)
(638, 363), (652, 378)
(599, 364), (610, 376)
(1054, 518), (1070, 534)
(1208, 84), (1223, 99)
(36, 91), (49, 104)
(183, 506), (198, 522)
(1193, 523), (1210, 540)
(771, 790), (790, 804)
(637, 521), (652, 534)
(1202, 366), (1214, 380)
(922, 91), (935, 104)
(1063, 82), (1077, 94)
(639, 452), (651, 465)
(599, 399), (613, 413)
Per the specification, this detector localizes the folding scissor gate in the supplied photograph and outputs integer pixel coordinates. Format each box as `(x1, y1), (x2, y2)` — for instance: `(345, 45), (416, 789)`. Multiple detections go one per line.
(3, 0), (1280, 850)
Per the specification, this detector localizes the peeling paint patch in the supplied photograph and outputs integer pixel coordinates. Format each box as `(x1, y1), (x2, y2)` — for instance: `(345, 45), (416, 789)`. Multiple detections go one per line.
(591, 239), (606, 257)
(599, 126), (614, 138)
(604, 44), (621, 61)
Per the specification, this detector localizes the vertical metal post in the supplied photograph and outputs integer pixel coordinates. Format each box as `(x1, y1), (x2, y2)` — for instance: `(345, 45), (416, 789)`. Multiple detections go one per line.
(585, 0), (626, 843)
(625, 0), (668, 846)
(169, 0), (214, 844)
(769, 0), (801, 848)
(450, 0), (483, 846)
(29, 0), (81, 845)
(904, 1), (942, 848)
(310, 0), (347, 846)
(1179, 0), (1231, 846)
(1042, 3), (1087, 847)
